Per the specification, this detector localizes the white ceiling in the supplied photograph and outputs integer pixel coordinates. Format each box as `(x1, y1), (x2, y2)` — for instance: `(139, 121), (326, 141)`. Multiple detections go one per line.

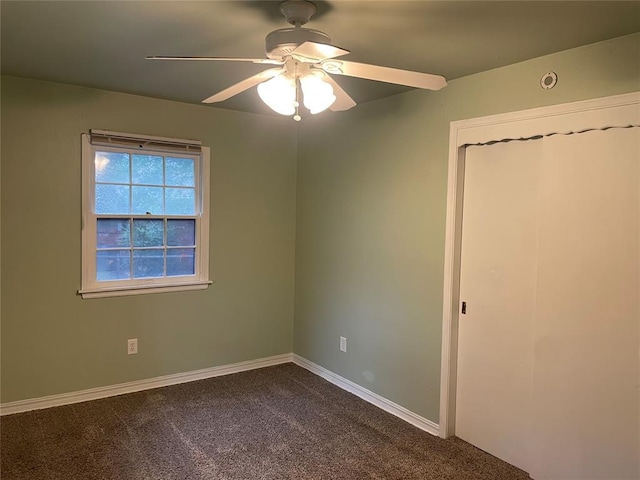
(2, 1), (639, 115)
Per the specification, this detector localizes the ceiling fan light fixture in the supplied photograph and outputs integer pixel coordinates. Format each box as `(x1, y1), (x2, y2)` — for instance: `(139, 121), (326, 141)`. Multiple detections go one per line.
(300, 72), (336, 114)
(257, 74), (296, 115)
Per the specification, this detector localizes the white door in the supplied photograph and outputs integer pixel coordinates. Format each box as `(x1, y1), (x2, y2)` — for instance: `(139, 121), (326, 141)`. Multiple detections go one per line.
(456, 139), (542, 473)
(529, 128), (639, 480)
(455, 127), (639, 479)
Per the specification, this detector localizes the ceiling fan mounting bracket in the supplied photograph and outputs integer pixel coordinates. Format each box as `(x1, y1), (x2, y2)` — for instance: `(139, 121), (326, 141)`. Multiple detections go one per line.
(279, 0), (317, 26)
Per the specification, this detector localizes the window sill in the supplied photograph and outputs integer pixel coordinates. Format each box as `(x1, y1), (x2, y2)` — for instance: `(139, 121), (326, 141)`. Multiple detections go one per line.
(78, 280), (212, 299)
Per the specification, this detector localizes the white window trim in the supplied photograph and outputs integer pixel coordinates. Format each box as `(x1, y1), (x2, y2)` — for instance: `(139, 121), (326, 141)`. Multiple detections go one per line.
(79, 130), (211, 299)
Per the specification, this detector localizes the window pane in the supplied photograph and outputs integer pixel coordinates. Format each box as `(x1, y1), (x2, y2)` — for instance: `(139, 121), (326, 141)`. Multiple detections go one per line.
(167, 219), (195, 246)
(167, 248), (195, 276)
(165, 188), (195, 215)
(133, 219), (164, 247)
(166, 157), (195, 187)
(97, 219), (130, 248)
(95, 185), (130, 214)
(97, 250), (131, 281)
(95, 152), (129, 184)
(133, 250), (164, 278)
(132, 155), (163, 185)
(132, 186), (163, 215)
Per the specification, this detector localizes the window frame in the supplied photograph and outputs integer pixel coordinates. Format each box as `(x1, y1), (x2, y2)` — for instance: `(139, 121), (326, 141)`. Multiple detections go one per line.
(79, 131), (211, 299)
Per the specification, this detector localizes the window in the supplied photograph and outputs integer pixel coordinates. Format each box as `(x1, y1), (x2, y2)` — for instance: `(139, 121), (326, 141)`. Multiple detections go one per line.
(79, 130), (211, 298)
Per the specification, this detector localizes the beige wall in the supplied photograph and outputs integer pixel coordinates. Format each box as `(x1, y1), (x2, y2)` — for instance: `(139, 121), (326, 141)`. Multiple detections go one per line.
(294, 33), (640, 422)
(1, 77), (298, 403)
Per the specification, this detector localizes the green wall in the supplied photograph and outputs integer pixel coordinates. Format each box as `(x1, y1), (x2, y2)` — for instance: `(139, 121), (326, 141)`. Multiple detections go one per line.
(1, 77), (298, 403)
(293, 33), (640, 422)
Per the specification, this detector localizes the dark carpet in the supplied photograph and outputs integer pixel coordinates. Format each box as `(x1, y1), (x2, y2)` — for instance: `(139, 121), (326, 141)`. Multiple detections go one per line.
(0, 363), (529, 479)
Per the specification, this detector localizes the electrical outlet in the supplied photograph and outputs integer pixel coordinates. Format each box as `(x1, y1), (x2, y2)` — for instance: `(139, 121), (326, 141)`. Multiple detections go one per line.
(127, 338), (138, 355)
(340, 336), (347, 353)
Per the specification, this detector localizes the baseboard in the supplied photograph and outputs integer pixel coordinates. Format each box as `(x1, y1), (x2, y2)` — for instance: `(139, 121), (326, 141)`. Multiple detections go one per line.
(2, 352), (440, 437)
(292, 354), (440, 436)
(0, 353), (293, 416)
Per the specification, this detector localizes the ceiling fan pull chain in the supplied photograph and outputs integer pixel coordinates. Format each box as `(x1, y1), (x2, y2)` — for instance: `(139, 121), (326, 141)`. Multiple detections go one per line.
(293, 61), (302, 121)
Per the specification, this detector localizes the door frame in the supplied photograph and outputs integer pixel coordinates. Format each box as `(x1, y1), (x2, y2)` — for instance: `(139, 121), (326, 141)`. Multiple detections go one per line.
(438, 91), (640, 438)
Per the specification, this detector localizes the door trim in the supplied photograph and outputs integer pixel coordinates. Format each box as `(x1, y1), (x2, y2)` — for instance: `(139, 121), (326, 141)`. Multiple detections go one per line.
(439, 91), (640, 438)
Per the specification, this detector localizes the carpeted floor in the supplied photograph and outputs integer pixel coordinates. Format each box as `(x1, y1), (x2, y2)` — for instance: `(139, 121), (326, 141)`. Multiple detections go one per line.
(0, 363), (529, 479)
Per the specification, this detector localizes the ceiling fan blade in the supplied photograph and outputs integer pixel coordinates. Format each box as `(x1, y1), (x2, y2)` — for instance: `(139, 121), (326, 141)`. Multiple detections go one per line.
(291, 41), (350, 63)
(320, 60), (447, 90)
(202, 68), (284, 104)
(147, 56), (283, 65)
(321, 74), (357, 112)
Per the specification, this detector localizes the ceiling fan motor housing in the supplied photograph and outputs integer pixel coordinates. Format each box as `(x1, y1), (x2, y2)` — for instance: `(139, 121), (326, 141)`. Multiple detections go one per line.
(265, 27), (332, 59)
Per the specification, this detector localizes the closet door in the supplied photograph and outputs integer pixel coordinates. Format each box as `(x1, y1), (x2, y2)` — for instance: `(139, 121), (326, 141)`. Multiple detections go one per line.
(456, 140), (542, 473)
(530, 128), (639, 480)
(456, 126), (639, 479)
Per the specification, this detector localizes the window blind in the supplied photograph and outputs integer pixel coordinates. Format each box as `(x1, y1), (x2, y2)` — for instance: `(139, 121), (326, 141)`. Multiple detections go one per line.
(89, 129), (202, 154)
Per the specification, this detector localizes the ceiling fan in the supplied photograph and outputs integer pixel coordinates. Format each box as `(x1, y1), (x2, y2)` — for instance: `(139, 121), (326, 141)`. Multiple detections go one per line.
(147, 0), (447, 120)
